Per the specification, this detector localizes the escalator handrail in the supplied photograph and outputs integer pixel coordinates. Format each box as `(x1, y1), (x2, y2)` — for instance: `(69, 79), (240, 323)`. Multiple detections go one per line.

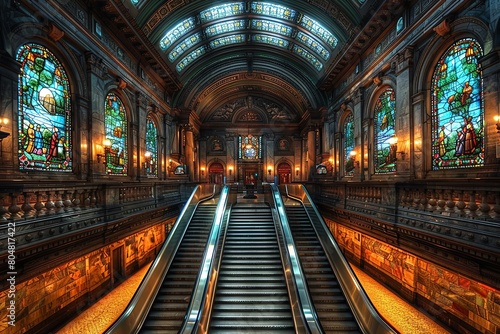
(270, 184), (322, 334)
(284, 184), (397, 334)
(180, 185), (230, 333)
(105, 184), (217, 334)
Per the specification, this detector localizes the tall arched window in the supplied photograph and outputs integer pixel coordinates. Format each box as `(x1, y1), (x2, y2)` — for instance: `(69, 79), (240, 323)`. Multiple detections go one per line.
(145, 117), (158, 177)
(104, 93), (128, 175)
(374, 88), (396, 173)
(431, 38), (484, 170)
(17, 43), (72, 171)
(343, 113), (355, 176)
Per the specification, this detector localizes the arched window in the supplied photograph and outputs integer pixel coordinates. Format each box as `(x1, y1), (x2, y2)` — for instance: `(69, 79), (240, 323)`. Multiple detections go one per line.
(431, 38), (484, 170)
(374, 88), (396, 173)
(145, 117), (158, 177)
(343, 113), (355, 176)
(104, 93), (128, 175)
(17, 43), (72, 171)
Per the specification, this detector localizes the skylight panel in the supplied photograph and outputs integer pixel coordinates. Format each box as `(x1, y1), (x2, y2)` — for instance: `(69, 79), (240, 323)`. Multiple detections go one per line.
(300, 15), (338, 49)
(251, 2), (297, 21)
(205, 20), (246, 37)
(252, 34), (289, 48)
(200, 3), (245, 23)
(293, 45), (323, 71)
(210, 34), (246, 49)
(251, 19), (292, 36)
(168, 32), (202, 61)
(160, 17), (196, 51)
(176, 46), (206, 72)
(296, 32), (330, 60)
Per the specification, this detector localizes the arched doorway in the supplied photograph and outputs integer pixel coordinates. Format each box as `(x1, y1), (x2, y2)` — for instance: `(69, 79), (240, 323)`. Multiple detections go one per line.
(209, 162), (224, 184)
(277, 162), (292, 184)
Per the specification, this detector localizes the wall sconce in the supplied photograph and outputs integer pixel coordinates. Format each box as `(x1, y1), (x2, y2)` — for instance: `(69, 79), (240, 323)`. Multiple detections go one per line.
(0, 117), (10, 143)
(349, 150), (356, 159)
(97, 139), (111, 164)
(295, 168), (300, 176)
(228, 167), (233, 176)
(495, 116), (500, 133)
(144, 151), (152, 169)
(267, 166), (272, 175)
(201, 167), (205, 176)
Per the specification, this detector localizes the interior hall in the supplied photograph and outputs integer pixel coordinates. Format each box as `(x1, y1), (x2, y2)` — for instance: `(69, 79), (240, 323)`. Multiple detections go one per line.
(0, 0), (499, 333)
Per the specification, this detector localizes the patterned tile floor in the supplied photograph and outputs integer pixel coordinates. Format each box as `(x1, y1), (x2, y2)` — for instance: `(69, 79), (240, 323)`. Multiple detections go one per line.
(56, 260), (450, 334)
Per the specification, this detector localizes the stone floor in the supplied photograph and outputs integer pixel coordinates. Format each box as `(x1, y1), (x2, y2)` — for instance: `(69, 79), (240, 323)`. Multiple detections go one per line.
(56, 258), (450, 334)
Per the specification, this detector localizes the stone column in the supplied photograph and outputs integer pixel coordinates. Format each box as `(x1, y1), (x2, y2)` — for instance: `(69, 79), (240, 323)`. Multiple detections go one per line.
(183, 123), (195, 181)
(481, 49), (500, 165)
(307, 126), (316, 179)
(265, 132), (274, 182)
(353, 89), (364, 181)
(0, 51), (19, 172)
(394, 47), (413, 178)
(226, 132), (236, 183)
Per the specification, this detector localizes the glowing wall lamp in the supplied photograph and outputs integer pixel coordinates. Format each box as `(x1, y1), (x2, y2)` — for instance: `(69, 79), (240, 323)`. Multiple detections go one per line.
(144, 151), (152, 169)
(495, 115), (500, 133)
(97, 139), (111, 164)
(201, 167), (205, 176)
(228, 166), (233, 176)
(267, 166), (272, 175)
(295, 167), (300, 176)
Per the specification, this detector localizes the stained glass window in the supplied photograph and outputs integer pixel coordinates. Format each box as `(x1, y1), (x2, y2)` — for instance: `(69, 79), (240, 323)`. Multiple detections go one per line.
(105, 93), (128, 175)
(374, 88), (396, 173)
(210, 34), (246, 49)
(17, 43), (72, 172)
(160, 17), (196, 50)
(168, 33), (202, 62)
(251, 2), (297, 21)
(251, 20), (293, 36)
(145, 117), (158, 177)
(205, 20), (246, 37)
(431, 38), (484, 170)
(343, 113), (355, 176)
(176, 46), (206, 72)
(300, 15), (338, 48)
(296, 32), (330, 60)
(293, 45), (323, 71)
(253, 34), (289, 48)
(238, 134), (262, 160)
(200, 3), (245, 23)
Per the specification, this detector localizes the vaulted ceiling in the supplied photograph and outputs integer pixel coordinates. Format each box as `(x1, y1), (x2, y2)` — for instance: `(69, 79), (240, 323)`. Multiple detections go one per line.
(93, 0), (405, 125)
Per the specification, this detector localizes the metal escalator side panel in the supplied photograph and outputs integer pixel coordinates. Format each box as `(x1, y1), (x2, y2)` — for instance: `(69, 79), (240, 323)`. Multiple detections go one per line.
(105, 184), (217, 334)
(284, 184), (397, 334)
(270, 183), (322, 334)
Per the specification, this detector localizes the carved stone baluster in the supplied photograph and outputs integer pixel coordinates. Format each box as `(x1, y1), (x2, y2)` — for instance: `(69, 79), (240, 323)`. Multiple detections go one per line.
(8, 193), (21, 220)
(467, 190), (479, 218)
(34, 191), (45, 216)
(90, 190), (97, 207)
(21, 192), (34, 218)
(45, 191), (55, 213)
(455, 190), (466, 217)
(83, 190), (91, 208)
(419, 190), (428, 211)
(54, 191), (64, 213)
(73, 190), (82, 210)
(445, 190), (455, 213)
(428, 189), (437, 211)
(0, 195), (9, 219)
(437, 189), (446, 212)
(493, 192), (500, 220)
(478, 191), (491, 219)
(63, 190), (73, 212)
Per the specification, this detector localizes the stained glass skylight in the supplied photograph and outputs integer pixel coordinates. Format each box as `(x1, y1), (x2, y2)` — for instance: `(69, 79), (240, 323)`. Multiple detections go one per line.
(253, 34), (289, 48)
(206, 20), (246, 37)
(251, 2), (297, 21)
(293, 45), (323, 71)
(251, 19), (293, 36)
(300, 15), (338, 48)
(176, 46), (206, 72)
(296, 32), (329, 60)
(200, 3), (245, 23)
(160, 17), (196, 51)
(168, 33), (202, 61)
(210, 34), (246, 49)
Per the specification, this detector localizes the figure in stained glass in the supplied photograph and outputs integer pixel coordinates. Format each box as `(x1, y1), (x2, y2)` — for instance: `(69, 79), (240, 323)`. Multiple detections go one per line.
(145, 117), (158, 177)
(431, 38), (483, 170)
(105, 93), (128, 175)
(374, 88), (396, 173)
(343, 113), (354, 176)
(17, 43), (72, 171)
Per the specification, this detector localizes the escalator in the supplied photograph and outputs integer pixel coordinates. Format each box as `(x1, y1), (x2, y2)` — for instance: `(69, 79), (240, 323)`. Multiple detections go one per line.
(286, 205), (362, 333)
(140, 203), (217, 333)
(209, 203), (295, 333)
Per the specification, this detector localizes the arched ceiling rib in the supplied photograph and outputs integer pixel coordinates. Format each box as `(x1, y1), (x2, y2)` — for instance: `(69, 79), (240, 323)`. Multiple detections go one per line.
(92, 0), (406, 123)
